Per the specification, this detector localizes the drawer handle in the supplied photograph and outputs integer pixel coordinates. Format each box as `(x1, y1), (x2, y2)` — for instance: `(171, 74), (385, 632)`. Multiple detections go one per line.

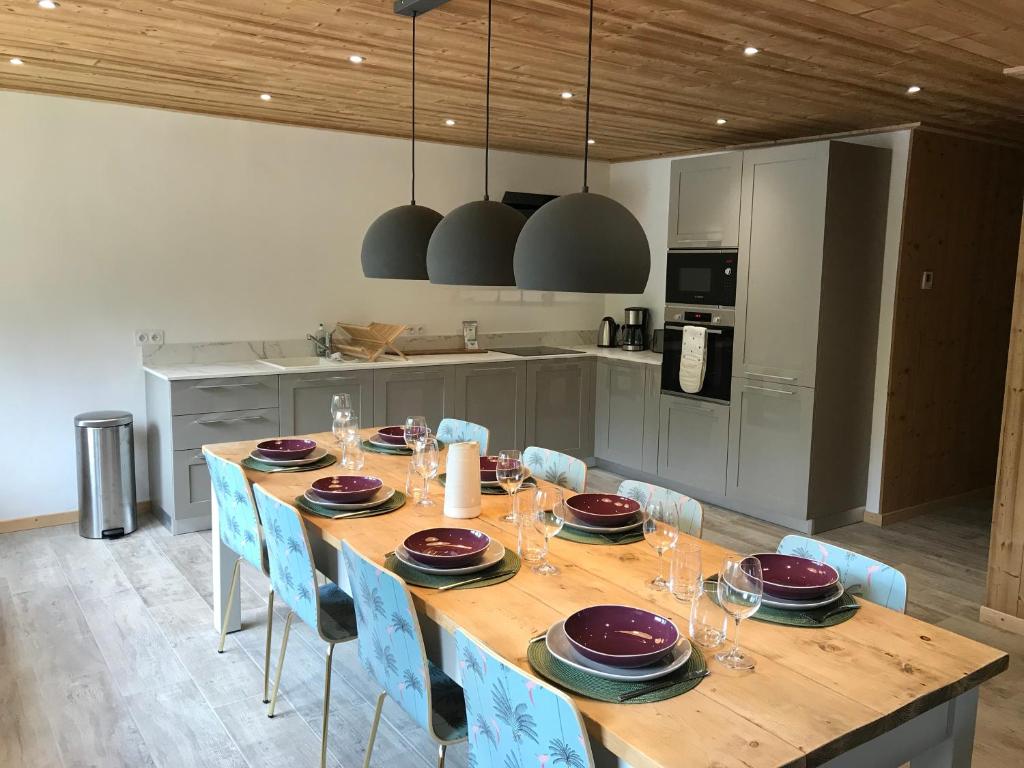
(192, 382), (261, 390)
(298, 376), (351, 383)
(746, 372), (796, 381)
(744, 385), (794, 395)
(193, 414), (265, 425)
(191, 452), (206, 462)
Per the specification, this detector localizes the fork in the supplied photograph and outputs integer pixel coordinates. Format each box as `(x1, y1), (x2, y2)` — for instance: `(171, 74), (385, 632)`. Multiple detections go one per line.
(800, 603), (861, 624)
(616, 669), (709, 702)
(437, 569), (516, 592)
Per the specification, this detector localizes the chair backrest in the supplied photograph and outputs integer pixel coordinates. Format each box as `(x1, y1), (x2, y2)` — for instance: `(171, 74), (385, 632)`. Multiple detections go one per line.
(455, 629), (594, 768)
(341, 542), (436, 737)
(204, 450), (265, 572)
(523, 447), (587, 493)
(617, 480), (703, 538)
(436, 418), (490, 457)
(777, 535), (908, 612)
(252, 484), (323, 630)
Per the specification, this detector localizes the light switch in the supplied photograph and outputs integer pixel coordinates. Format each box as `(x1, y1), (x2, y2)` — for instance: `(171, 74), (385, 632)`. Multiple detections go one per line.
(921, 271), (934, 290)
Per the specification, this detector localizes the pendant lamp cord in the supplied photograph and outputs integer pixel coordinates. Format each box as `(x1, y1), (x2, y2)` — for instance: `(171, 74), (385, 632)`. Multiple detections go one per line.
(484, 0), (493, 201)
(411, 11), (418, 205)
(582, 0), (594, 193)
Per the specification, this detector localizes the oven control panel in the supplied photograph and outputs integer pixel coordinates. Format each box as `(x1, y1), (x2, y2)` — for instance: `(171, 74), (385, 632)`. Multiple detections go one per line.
(664, 305), (734, 327)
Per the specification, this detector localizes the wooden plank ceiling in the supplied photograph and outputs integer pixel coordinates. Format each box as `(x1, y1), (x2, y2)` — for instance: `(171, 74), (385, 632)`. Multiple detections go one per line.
(1, 0), (1022, 161)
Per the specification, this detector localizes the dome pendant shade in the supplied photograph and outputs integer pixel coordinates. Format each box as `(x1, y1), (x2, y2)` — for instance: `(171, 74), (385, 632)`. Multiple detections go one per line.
(361, 204), (443, 279)
(426, 200), (526, 285)
(514, 192), (650, 293)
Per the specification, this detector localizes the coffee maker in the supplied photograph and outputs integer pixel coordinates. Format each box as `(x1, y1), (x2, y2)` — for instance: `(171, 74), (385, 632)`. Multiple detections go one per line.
(621, 307), (650, 351)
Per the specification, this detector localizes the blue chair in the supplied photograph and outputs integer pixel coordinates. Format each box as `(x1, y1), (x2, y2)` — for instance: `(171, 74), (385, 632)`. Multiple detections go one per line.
(252, 485), (358, 768)
(204, 450), (276, 703)
(617, 480), (703, 538)
(341, 542), (467, 768)
(523, 446), (587, 493)
(778, 535), (908, 612)
(456, 629), (595, 768)
(435, 418), (490, 456)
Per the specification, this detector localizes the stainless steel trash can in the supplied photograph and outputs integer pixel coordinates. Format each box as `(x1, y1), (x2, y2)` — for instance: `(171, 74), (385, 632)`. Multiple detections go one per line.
(75, 410), (137, 539)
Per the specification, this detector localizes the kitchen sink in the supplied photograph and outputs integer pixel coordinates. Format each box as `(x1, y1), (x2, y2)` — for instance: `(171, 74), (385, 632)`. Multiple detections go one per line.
(259, 357), (351, 370)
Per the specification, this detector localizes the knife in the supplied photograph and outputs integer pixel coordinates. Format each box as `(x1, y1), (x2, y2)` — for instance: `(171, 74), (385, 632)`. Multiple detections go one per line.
(437, 569), (516, 591)
(616, 669), (709, 702)
(800, 603), (861, 624)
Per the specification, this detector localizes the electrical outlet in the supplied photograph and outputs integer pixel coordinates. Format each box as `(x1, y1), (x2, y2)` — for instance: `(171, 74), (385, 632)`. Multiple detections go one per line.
(134, 329), (164, 346)
(921, 271), (934, 290)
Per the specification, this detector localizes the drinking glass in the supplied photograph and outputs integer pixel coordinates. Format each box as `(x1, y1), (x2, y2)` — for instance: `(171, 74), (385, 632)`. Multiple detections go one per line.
(715, 556), (764, 671)
(531, 488), (565, 575)
(412, 438), (440, 506)
(403, 416), (429, 449)
(642, 501), (679, 590)
(332, 411), (350, 463)
(405, 461), (425, 504)
(516, 490), (546, 563)
(691, 580), (728, 650)
(495, 450), (524, 523)
(330, 393), (352, 423)
(342, 433), (365, 471)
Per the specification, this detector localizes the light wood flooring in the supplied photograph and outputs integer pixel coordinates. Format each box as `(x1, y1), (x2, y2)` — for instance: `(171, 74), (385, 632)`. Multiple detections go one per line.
(0, 468), (1020, 768)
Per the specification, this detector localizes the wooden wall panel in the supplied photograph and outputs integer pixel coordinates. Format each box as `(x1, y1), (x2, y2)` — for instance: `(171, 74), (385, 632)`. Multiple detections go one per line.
(879, 130), (1024, 514)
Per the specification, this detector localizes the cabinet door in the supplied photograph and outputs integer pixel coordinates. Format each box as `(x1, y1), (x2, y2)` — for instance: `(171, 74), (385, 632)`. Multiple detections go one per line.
(734, 142), (829, 388)
(455, 362), (527, 452)
(171, 448), (211, 533)
(373, 366), (456, 431)
(594, 360), (646, 469)
(657, 397), (729, 497)
(726, 378), (814, 517)
(279, 371), (373, 436)
(641, 366), (662, 475)
(525, 359), (595, 459)
(668, 152), (743, 248)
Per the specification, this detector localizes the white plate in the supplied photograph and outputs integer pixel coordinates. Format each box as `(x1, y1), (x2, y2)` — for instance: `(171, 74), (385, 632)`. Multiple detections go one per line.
(545, 620), (692, 682)
(395, 540), (506, 576)
(249, 446), (328, 466)
(761, 582), (845, 611)
(480, 467), (533, 487)
(303, 486), (396, 511)
(561, 510), (643, 534)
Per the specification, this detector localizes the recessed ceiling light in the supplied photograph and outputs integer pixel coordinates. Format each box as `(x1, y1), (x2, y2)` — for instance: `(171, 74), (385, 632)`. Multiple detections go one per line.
(444, 118), (456, 126)
(560, 91), (574, 100)
(348, 55), (365, 64)
(906, 85), (921, 94)
(716, 118), (728, 125)
(37, 0), (59, 8)
(259, 93), (272, 101)
(9, 57), (24, 66)
(743, 46), (759, 56)
(587, 138), (596, 145)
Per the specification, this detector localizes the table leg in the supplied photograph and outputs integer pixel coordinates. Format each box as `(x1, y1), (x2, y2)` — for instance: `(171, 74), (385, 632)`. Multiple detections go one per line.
(211, 491), (241, 635)
(909, 689), (979, 768)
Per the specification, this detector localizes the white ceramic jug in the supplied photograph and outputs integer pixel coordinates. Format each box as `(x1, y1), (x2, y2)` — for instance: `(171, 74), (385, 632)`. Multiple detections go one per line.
(443, 442), (482, 519)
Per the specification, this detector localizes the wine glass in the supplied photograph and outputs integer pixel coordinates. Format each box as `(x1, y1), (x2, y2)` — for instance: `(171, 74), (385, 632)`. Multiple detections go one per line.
(715, 556), (763, 671)
(403, 416), (429, 449)
(412, 438), (440, 506)
(531, 488), (565, 575)
(642, 501), (679, 590)
(495, 450), (524, 523)
(330, 393), (352, 423)
(670, 542), (703, 637)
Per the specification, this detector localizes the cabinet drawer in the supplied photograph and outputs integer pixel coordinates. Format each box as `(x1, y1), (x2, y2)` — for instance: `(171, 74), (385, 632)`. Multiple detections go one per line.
(172, 449), (212, 531)
(171, 408), (280, 450)
(171, 376), (279, 416)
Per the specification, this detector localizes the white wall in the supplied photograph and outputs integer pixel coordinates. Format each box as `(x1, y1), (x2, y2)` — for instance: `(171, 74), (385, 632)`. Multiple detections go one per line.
(0, 91), (608, 521)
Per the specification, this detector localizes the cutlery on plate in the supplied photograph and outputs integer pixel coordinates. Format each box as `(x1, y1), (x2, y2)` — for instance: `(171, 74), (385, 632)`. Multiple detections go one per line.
(616, 669), (710, 702)
(437, 569), (516, 592)
(801, 603), (861, 624)
(529, 631), (548, 644)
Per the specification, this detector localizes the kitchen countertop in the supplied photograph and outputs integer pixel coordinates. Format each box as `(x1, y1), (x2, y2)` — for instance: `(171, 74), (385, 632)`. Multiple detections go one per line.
(143, 345), (661, 381)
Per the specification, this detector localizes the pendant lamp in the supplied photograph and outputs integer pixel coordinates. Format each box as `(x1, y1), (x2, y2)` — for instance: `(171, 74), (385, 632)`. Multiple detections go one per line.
(426, 0), (526, 286)
(514, 0), (650, 293)
(361, 12), (442, 280)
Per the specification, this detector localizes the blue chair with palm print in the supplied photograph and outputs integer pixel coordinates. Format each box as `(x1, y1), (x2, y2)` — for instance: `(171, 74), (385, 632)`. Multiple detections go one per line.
(203, 450), (277, 704)
(252, 485), (358, 768)
(456, 628), (594, 768)
(435, 418), (490, 456)
(523, 446), (587, 493)
(778, 535), (908, 612)
(617, 480), (703, 538)
(341, 542), (467, 768)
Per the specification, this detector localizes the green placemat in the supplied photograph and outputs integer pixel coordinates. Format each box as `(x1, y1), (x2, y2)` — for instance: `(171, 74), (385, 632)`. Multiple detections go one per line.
(294, 491), (406, 520)
(706, 574), (860, 628)
(556, 526), (644, 546)
(362, 439), (446, 456)
(437, 474), (538, 495)
(527, 637), (707, 704)
(385, 550), (520, 590)
(241, 453), (338, 473)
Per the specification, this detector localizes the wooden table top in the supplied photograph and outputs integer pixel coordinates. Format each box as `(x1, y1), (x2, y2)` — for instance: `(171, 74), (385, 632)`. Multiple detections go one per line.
(209, 432), (1008, 768)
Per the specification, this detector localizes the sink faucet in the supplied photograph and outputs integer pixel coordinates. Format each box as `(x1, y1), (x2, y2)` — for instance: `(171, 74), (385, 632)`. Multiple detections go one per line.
(307, 323), (332, 357)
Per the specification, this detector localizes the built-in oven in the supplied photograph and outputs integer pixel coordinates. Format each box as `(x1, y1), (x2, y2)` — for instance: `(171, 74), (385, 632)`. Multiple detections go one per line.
(665, 248), (739, 307)
(661, 305), (734, 403)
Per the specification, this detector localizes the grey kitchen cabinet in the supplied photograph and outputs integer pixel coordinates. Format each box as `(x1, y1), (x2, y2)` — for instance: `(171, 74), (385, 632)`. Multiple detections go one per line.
(658, 396), (730, 497)
(172, 448), (213, 532)
(372, 366), (456, 431)
(641, 364), (661, 475)
(594, 360), (647, 468)
(668, 152), (743, 248)
(525, 358), (595, 459)
(455, 361), (527, 452)
(279, 370), (373, 436)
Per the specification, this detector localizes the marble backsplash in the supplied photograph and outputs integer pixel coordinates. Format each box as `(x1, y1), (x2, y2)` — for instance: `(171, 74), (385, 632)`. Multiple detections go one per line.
(141, 329), (597, 365)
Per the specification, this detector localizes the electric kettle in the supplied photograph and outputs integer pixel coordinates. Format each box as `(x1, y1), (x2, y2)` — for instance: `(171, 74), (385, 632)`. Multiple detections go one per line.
(597, 317), (619, 348)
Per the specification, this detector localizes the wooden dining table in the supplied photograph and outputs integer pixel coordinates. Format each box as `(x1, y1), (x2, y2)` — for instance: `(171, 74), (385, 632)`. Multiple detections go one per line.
(206, 431), (1007, 768)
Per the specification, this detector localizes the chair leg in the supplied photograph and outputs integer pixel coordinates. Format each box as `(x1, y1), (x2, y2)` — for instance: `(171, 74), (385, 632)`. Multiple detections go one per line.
(262, 589), (275, 703)
(320, 643), (336, 768)
(267, 611), (294, 718)
(217, 558), (242, 654)
(362, 691), (386, 768)
(436, 743), (447, 768)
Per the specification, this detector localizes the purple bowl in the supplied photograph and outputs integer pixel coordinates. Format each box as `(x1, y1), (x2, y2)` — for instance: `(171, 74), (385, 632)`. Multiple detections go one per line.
(564, 605), (679, 669)
(311, 475), (384, 504)
(565, 494), (640, 527)
(256, 439), (317, 461)
(752, 553), (840, 599)
(376, 426), (431, 446)
(480, 456), (500, 483)
(402, 528), (490, 568)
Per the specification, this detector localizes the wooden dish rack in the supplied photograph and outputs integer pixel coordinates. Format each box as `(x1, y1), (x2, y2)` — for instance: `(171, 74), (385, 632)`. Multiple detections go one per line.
(331, 322), (407, 362)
